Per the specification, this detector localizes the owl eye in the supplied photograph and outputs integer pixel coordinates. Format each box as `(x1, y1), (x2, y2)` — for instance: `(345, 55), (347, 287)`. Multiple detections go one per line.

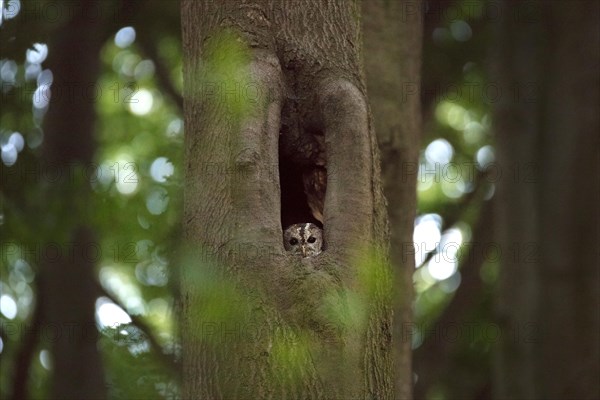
(289, 238), (298, 245)
(307, 236), (316, 243)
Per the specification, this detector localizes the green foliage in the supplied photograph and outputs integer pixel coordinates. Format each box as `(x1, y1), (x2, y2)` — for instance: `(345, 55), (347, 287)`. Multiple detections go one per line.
(101, 326), (179, 400)
(270, 329), (315, 384)
(1, 2), (183, 398)
(179, 249), (251, 344)
(0, 0), (500, 398)
(198, 30), (258, 128)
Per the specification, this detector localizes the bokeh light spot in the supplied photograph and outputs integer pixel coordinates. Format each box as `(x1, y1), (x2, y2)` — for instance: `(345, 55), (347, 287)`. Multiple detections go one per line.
(115, 26), (136, 48)
(0, 294), (18, 319)
(40, 349), (52, 370)
(1, 60), (17, 82)
(476, 145), (495, 169)
(96, 297), (132, 329)
(8, 132), (24, 152)
(150, 157), (174, 182)
(146, 187), (170, 215)
(425, 138), (454, 165)
(413, 214), (443, 267)
(128, 89), (154, 115)
(1, 142), (17, 166)
(2, 0), (20, 21)
(450, 20), (472, 42)
(26, 43), (48, 64)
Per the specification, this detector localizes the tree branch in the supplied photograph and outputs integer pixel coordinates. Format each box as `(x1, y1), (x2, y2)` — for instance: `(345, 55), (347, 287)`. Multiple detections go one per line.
(414, 200), (494, 399)
(417, 169), (491, 268)
(136, 31), (183, 112)
(94, 280), (179, 373)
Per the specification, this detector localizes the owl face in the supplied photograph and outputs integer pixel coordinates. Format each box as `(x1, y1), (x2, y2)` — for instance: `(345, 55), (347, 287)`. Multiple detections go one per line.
(284, 223), (323, 257)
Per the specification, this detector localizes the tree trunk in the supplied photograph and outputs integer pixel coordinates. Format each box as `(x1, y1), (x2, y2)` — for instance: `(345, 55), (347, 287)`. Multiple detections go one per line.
(181, 0), (396, 398)
(492, 1), (599, 398)
(363, 1), (423, 399)
(38, 2), (108, 399)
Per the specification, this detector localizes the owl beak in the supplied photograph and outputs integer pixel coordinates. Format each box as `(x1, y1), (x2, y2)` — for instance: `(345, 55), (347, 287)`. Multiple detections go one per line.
(301, 245), (307, 257)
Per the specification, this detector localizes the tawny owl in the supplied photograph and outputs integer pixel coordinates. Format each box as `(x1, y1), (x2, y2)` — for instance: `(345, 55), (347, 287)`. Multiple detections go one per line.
(283, 223), (323, 257)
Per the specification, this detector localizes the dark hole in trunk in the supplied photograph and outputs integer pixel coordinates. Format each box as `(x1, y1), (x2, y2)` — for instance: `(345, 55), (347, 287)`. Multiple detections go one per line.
(279, 153), (323, 230)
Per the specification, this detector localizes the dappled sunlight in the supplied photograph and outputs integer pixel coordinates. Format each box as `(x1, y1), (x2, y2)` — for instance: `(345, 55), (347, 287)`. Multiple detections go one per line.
(463, 120), (485, 143)
(1, 141), (17, 166)
(440, 175), (468, 198)
(107, 154), (139, 195)
(147, 298), (170, 323)
(128, 89), (154, 115)
(91, 162), (115, 191)
(450, 20), (472, 42)
(24, 62), (41, 81)
(413, 213), (443, 267)
(115, 27), (136, 49)
(1, 59), (17, 83)
(137, 213), (151, 229)
(112, 51), (141, 76)
(4, 0), (585, 397)
(0, 0), (21, 25)
(166, 118), (183, 138)
(1, 3), (182, 399)
(8, 132), (25, 152)
(414, 265), (436, 290)
(135, 258), (168, 286)
(436, 101), (468, 130)
(145, 187), (170, 215)
(1, 131), (25, 166)
(425, 138), (454, 164)
(427, 227), (463, 281)
(115, 173), (139, 195)
(150, 157), (174, 183)
(0, 294), (17, 319)
(39, 349), (52, 370)
(96, 297), (133, 329)
(26, 43), (48, 64)
(32, 84), (50, 109)
(476, 145), (495, 169)
(27, 127), (43, 149)
(134, 59), (155, 80)
(36, 69), (53, 88)
(484, 183), (495, 200)
(4, 257), (35, 320)
(438, 271), (462, 293)
(99, 266), (145, 314)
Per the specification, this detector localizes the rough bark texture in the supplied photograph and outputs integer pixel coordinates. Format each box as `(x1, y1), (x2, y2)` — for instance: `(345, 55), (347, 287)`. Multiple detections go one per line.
(492, 1), (600, 399)
(38, 2), (108, 399)
(181, 0), (395, 398)
(363, 1), (423, 399)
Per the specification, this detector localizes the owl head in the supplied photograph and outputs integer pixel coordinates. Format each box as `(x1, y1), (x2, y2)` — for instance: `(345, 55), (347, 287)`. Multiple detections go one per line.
(283, 223), (323, 257)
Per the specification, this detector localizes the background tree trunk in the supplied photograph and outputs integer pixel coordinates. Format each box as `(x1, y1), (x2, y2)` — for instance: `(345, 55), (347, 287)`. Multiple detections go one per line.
(363, 1), (423, 399)
(492, 1), (600, 398)
(180, 0), (407, 398)
(36, 2), (108, 399)
(39, 5), (106, 399)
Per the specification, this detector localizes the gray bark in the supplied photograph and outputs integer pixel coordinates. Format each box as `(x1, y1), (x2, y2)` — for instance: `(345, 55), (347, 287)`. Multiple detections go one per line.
(363, 1), (423, 399)
(181, 0), (396, 398)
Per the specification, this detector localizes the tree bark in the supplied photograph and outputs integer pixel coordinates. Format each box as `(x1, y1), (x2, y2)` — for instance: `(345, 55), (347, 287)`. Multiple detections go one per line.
(492, 1), (600, 398)
(38, 2), (108, 399)
(363, 1), (423, 399)
(181, 0), (396, 398)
